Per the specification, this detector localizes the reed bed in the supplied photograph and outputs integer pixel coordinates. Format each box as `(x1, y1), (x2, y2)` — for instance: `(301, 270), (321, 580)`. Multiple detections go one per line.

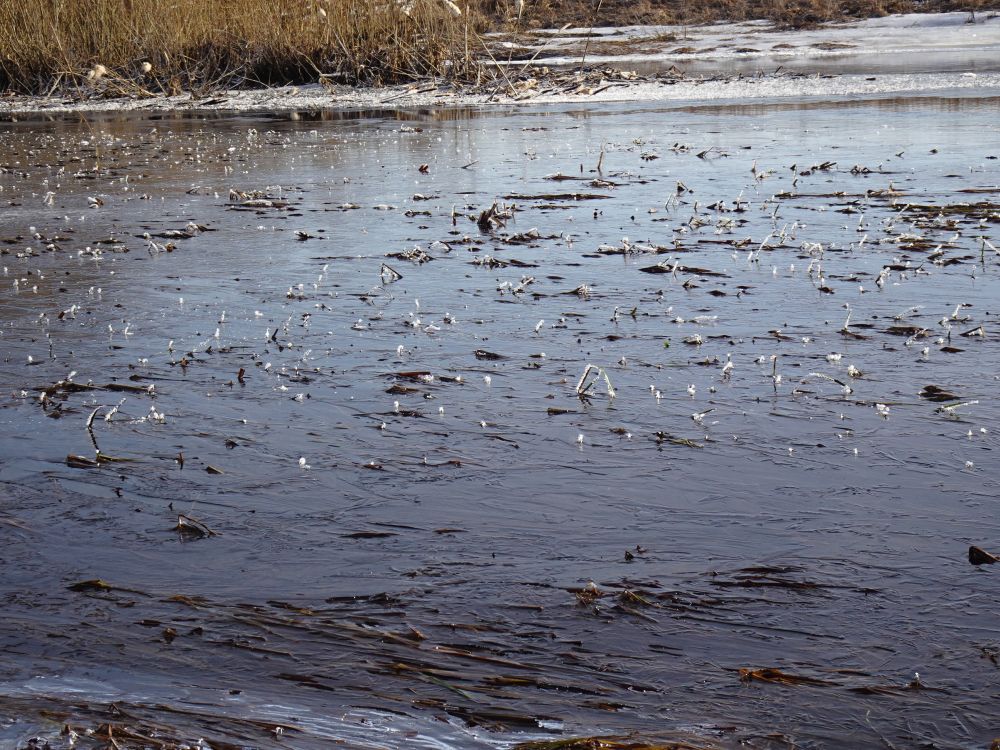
(0, 0), (484, 94)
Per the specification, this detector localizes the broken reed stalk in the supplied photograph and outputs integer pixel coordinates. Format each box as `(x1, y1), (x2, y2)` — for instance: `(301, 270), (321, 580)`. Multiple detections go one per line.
(578, 0), (604, 69)
(576, 364), (616, 399)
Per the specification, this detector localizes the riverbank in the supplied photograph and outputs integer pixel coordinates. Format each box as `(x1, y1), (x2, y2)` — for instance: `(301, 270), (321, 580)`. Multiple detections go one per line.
(0, 12), (997, 116)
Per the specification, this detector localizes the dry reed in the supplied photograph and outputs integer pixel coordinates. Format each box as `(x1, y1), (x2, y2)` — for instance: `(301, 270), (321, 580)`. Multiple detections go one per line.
(0, 0), (485, 95)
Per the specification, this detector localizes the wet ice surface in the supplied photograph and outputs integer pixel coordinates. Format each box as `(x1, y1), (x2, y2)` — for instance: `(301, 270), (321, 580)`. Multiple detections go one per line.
(528, 12), (1000, 75)
(0, 93), (999, 749)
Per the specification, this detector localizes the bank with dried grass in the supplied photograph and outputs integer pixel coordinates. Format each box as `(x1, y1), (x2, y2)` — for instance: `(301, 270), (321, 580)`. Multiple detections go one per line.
(0, 0), (996, 95)
(0, 0), (484, 95)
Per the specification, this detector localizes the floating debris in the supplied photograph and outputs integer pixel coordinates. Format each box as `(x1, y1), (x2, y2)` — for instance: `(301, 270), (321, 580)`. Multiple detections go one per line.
(969, 546), (999, 565)
(175, 514), (216, 538)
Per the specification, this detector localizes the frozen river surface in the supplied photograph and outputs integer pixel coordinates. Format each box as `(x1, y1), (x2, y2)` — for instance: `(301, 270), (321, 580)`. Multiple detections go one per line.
(1, 89), (999, 749)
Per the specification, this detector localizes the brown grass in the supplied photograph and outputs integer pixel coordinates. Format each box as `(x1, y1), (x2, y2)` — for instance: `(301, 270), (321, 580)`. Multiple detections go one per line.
(0, 0), (996, 95)
(0, 0), (485, 95)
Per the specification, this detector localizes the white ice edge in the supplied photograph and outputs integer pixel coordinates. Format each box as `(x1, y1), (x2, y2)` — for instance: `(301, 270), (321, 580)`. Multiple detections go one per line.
(2, 72), (997, 115)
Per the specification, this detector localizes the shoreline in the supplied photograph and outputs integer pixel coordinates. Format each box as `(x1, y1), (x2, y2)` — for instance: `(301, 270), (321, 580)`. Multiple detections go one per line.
(1, 70), (998, 118)
(1, 11), (998, 116)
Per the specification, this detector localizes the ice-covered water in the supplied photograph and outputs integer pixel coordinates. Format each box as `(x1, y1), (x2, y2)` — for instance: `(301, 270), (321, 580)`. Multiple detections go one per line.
(1, 90), (999, 749)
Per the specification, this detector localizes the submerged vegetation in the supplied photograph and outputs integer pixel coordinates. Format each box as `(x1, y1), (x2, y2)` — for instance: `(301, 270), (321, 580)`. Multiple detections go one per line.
(0, 0), (997, 95)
